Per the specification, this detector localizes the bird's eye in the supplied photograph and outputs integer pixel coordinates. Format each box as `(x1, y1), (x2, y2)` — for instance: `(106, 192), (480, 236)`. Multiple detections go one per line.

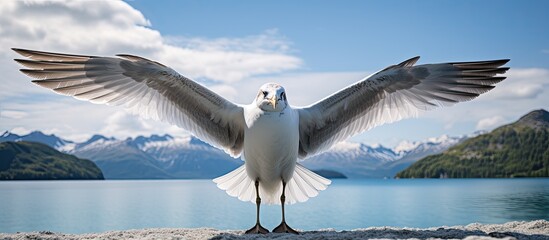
(262, 91), (268, 97)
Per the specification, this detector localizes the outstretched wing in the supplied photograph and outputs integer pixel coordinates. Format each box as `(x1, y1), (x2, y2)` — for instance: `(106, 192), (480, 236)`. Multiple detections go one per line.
(13, 48), (245, 157)
(297, 56), (509, 158)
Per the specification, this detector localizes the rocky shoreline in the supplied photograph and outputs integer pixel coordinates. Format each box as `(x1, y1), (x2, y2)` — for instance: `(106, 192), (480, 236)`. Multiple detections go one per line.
(1, 220), (547, 240)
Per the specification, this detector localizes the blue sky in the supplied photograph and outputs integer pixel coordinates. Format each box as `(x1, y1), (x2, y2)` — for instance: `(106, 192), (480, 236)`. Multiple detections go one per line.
(128, 0), (548, 69)
(0, 0), (547, 147)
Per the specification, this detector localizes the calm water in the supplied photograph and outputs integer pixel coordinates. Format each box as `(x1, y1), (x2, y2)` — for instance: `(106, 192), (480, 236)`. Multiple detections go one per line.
(1, 179), (548, 233)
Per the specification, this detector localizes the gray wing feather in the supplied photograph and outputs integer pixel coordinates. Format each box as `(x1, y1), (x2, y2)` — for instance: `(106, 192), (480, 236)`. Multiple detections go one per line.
(13, 48), (245, 157)
(297, 57), (509, 158)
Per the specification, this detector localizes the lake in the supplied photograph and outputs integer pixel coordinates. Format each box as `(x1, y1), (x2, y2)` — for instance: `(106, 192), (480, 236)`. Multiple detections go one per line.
(1, 179), (548, 234)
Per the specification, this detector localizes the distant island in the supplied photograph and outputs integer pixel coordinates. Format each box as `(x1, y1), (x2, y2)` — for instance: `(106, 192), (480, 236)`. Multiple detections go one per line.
(0, 141), (104, 180)
(396, 109), (549, 178)
(312, 169), (347, 179)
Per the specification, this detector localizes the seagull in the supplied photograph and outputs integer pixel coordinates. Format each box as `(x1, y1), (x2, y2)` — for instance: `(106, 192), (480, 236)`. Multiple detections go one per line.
(12, 48), (509, 234)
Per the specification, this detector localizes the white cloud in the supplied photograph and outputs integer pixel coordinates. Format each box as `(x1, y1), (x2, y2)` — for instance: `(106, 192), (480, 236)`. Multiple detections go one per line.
(231, 71), (369, 105)
(0, 0), (154, 55)
(164, 29), (292, 54)
(485, 68), (549, 100)
(331, 141), (361, 152)
(1, 98), (115, 141)
(99, 111), (150, 138)
(0, 0), (302, 98)
(9, 127), (32, 136)
(99, 111), (190, 140)
(158, 44), (301, 83)
(0, 110), (28, 119)
(476, 116), (507, 131)
(208, 84), (239, 101)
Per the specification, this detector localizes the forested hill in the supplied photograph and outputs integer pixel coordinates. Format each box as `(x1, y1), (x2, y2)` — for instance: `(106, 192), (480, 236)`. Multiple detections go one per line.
(396, 109), (549, 178)
(0, 141), (104, 180)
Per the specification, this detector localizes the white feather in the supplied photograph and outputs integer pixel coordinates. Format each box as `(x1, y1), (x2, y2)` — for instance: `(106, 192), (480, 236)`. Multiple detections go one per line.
(214, 164), (330, 205)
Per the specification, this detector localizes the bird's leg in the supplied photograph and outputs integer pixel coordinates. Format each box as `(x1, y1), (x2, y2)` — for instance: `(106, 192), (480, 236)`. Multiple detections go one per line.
(245, 180), (269, 234)
(272, 181), (299, 234)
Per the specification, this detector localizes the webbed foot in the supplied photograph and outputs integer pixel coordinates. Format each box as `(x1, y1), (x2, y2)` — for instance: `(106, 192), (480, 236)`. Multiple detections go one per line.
(245, 223), (269, 234)
(272, 221), (299, 234)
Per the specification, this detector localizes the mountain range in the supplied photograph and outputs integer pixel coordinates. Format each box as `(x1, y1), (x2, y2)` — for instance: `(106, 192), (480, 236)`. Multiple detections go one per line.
(0, 129), (471, 179)
(301, 134), (474, 178)
(396, 109), (549, 178)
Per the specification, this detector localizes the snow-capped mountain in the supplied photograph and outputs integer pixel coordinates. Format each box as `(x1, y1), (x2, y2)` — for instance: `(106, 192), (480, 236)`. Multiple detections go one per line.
(395, 134), (471, 155)
(372, 133), (485, 178)
(1, 130), (470, 179)
(393, 134), (466, 161)
(300, 134), (469, 178)
(68, 134), (241, 179)
(301, 142), (399, 178)
(0, 131), (74, 151)
(72, 134), (116, 151)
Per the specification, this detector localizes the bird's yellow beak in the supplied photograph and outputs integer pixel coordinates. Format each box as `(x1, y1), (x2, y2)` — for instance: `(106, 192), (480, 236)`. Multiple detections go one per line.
(268, 95), (277, 109)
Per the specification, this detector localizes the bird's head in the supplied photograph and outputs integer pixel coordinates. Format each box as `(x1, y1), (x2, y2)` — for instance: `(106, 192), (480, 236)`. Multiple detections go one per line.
(255, 83), (288, 112)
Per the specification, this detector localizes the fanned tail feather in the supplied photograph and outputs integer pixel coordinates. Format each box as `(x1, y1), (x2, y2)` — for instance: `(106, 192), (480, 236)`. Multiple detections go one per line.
(284, 164), (331, 204)
(213, 165), (256, 203)
(213, 164), (331, 205)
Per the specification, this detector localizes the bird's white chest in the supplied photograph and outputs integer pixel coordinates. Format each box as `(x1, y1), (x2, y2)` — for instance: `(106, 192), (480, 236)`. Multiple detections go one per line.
(242, 108), (299, 184)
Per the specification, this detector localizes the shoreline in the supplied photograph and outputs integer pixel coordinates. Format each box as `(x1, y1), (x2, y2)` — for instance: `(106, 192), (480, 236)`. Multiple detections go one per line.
(1, 220), (548, 240)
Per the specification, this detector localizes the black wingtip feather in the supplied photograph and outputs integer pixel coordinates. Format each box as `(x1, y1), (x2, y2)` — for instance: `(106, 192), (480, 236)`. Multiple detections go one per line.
(19, 69), (40, 79)
(11, 48), (94, 61)
(12, 48), (32, 57)
(14, 59), (30, 67)
(382, 56), (421, 71)
(397, 56), (420, 67)
(451, 59), (510, 70)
